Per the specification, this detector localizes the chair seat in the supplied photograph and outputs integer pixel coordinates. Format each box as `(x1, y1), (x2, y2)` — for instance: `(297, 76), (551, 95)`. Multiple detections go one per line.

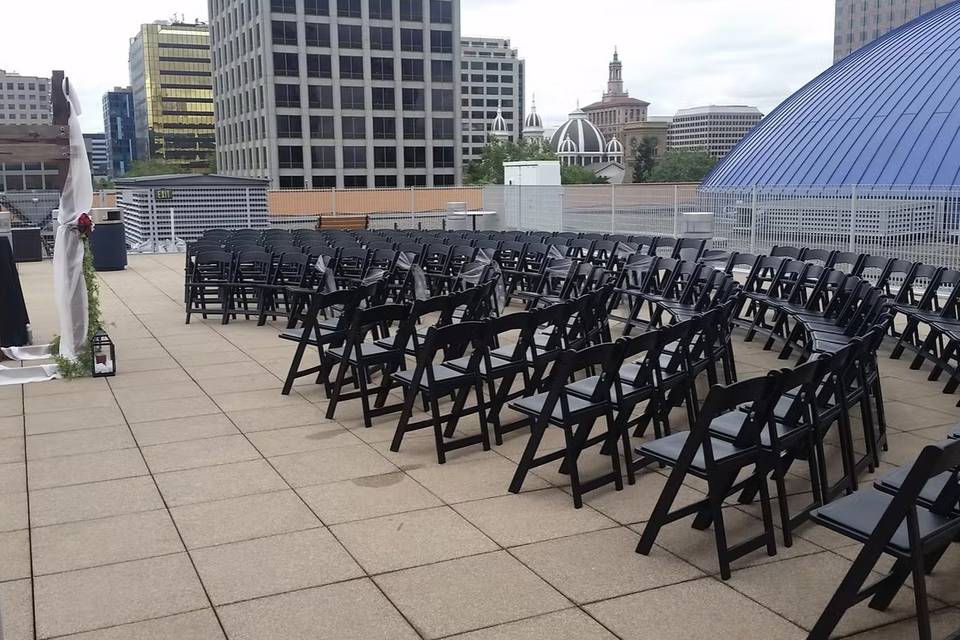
(510, 391), (609, 423)
(394, 364), (471, 391)
(279, 326), (338, 343)
(709, 410), (809, 448)
(875, 466), (957, 508)
(638, 432), (752, 475)
(811, 489), (960, 554)
(952, 425), (960, 439)
(328, 343), (393, 364)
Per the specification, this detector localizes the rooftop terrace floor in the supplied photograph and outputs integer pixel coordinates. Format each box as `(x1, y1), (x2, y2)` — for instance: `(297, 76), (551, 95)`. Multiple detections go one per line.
(2, 253), (959, 639)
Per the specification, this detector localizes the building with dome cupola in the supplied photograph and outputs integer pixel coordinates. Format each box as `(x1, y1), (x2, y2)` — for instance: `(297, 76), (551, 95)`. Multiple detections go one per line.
(522, 96), (544, 140)
(489, 104), (510, 142)
(550, 107), (623, 169)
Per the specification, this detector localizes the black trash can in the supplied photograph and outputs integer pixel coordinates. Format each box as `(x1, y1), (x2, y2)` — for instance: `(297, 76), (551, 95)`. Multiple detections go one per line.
(90, 219), (128, 271)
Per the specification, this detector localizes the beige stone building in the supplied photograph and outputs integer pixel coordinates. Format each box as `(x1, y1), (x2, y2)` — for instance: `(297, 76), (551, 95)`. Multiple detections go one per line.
(581, 49), (648, 149)
(622, 118), (670, 182)
(834, 0), (951, 61)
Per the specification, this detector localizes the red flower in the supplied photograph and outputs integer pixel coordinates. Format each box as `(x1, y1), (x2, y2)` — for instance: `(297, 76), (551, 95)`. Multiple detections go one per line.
(76, 212), (94, 238)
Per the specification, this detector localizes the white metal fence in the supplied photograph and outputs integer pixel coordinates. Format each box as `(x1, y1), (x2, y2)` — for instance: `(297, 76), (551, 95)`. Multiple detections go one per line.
(480, 184), (960, 269)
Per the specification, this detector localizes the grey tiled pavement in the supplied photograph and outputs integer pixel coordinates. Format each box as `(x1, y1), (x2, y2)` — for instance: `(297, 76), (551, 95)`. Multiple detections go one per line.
(1, 253), (959, 639)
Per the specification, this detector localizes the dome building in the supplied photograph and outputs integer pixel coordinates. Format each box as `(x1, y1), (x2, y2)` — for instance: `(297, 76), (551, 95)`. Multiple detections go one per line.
(522, 96), (545, 139)
(703, 2), (960, 192)
(550, 107), (613, 166)
(488, 104), (510, 142)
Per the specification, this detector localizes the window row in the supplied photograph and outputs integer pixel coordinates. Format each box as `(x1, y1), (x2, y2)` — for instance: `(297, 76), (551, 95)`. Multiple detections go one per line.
(270, 0), (452, 22)
(277, 144), (455, 169)
(274, 84), (453, 111)
(276, 114), (455, 139)
(272, 22), (452, 53)
(273, 53), (453, 81)
(278, 174), (456, 189)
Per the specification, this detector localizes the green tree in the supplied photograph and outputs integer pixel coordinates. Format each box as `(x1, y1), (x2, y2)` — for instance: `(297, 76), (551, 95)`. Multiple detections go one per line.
(93, 177), (115, 189)
(463, 138), (556, 185)
(205, 154), (218, 175)
(631, 136), (658, 183)
(124, 160), (184, 177)
(647, 150), (718, 183)
(560, 164), (609, 185)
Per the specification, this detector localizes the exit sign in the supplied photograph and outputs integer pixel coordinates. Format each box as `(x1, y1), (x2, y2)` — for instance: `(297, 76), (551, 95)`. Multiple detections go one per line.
(155, 189), (174, 200)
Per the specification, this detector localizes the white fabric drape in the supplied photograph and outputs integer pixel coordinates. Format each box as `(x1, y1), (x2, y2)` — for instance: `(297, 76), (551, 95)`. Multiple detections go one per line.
(53, 78), (92, 361)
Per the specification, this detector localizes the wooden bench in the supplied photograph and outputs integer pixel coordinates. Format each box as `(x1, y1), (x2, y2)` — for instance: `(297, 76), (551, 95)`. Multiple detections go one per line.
(317, 215), (368, 230)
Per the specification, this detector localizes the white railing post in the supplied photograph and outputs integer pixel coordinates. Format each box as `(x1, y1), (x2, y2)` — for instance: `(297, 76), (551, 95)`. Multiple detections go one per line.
(749, 186), (758, 254)
(332, 187), (337, 216)
(673, 184), (680, 238)
(410, 186), (416, 228)
(850, 185), (857, 253)
(611, 183), (616, 233)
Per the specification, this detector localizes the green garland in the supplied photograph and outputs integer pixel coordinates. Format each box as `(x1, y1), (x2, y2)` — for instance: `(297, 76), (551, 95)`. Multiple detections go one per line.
(52, 238), (102, 378)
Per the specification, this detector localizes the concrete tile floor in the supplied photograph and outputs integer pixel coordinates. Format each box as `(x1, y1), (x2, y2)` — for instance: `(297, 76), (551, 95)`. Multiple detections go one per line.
(0, 253), (958, 639)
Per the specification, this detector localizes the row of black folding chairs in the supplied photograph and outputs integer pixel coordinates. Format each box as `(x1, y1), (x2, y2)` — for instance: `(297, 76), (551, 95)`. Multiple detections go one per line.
(634, 316), (893, 579)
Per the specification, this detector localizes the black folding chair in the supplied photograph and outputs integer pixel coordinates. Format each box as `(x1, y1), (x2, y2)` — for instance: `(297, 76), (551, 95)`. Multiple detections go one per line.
(185, 251), (234, 324)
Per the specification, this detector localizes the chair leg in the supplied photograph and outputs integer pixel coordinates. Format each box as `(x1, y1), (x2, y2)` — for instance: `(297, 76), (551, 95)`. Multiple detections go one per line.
(324, 358), (350, 420)
(636, 462), (690, 556)
(509, 421), (548, 494)
(282, 340), (310, 395)
(389, 386), (419, 453)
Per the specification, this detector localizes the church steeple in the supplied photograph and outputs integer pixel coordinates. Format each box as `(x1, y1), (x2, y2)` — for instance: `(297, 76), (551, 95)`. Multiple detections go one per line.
(604, 47), (627, 98)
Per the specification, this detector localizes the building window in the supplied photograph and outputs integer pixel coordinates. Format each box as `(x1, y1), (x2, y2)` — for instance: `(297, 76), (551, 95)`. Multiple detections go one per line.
(433, 146), (454, 168)
(305, 23), (331, 47)
(371, 57), (394, 80)
(432, 117), (454, 139)
(430, 30), (452, 53)
(340, 86), (365, 110)
(373, 117), (396, 139)
(271, 20), (298, 45)
(432, 88), (453, 111)
(375, 175), (398, 187)
(431, 60), (453, 82)
(369, 0), (392, 19)
(338, 24), (363, 49)
(304, 0), (329, 15)
(275, 83), (300, 108)
(344, 175), (368, 188)
(279, 175), (305, 189)
(372, 87), (395, 110)
(339, 56), (364, 79)
(400, 28), (423, 52)
(311, 146), (336, 168)
(399, 0), (423, 21)
(430, 0), (452, 23)
(402, 88), (424, 111)
(273, 52), (299, 76)
(403, 117), (425, 139)
(309, 115), (335, 138)
(337, 0), (362, 18)
(406, 174), (427, 187)
(342, 116), (366, 139)
(370, 26), (393, 50)
(342, 146), (367, 169)
(306, 54), (332, 78)
(401, 58), (424, 81)
(404, 146), (426, 168)
(374, 146), (397, 168)
(434, 174), (455, 186)
(278, 145), (303, 168)
(307, 85), (333, 108)
(314, 175), (337, 188)
(270, 0), (296, 13)
(276, 114), (302, 137)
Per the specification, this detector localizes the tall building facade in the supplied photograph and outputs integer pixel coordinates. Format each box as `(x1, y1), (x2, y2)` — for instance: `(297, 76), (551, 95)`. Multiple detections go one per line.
(834, 0), (950, 61)
(582, 50), (648, 147)
(129, 21), (215, 171)
(102, 87), (138, 178)
(0, 70), (56, 191)
(83, 133), (109, 179)
(460, 37), (523, 162)
(667, 105), (762, 160)
(210, 0), (462, 189)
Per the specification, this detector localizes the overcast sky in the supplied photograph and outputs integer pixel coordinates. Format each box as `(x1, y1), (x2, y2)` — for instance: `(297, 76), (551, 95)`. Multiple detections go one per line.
(4, 0), (835, 133)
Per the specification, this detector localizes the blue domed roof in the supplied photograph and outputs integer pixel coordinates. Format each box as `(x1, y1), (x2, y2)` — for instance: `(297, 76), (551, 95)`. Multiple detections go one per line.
(703, 2), (960, 191)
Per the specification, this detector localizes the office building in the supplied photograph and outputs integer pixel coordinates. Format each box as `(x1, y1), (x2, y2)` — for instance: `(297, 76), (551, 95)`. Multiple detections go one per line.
(83, 133), (109, 179)
(210, 0), (462, 190)
(0, 70), (56, 191)
(581, 49), (648, 147)
(667, 105), (762, 160)
(129, 20), (215, 171)
(102, 87), (138, 178)
(460, 37), (523, 161)
(834, 0), (950, 61)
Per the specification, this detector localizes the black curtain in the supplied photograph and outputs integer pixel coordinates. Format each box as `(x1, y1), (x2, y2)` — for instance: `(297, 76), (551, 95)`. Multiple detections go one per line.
(0, 238), (30, 347)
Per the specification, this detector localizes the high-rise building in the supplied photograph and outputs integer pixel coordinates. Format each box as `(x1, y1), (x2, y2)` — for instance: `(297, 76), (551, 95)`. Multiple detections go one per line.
(459, 37), (523, 161)
(0, 70), (57, 190)
(102, 87), (138, 178)
(667, 105), (762, 160)
(129, 20), (215, 171)
(209, 0), (462, 189)
(83, 133), (109, 179)
(834, 0), (950, 61)
(582, 49), (648, 148)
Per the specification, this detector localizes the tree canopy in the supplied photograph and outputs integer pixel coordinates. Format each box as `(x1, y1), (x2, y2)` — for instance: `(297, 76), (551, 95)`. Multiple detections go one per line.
(647, 150), (718, 183)
(631, 136), (658, 183)
(123, 160), (185, 178)
(561, 164), (609, 185)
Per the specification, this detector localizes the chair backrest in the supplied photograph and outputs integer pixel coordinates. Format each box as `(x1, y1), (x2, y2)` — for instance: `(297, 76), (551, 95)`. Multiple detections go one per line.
(673, 238), (707, 262)
(418, 321), (488, 374)
(541, 342), (625, 417)
(898, 263), (941, 306)
(192, 251), (234, 282)
(802, 248), (836, 267)
(771, 245), (804, 259)
(830, 251), (864, 274)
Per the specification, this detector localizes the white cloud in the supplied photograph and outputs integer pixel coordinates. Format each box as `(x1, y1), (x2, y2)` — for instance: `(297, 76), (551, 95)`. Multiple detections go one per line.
(3, 0), (834, 133)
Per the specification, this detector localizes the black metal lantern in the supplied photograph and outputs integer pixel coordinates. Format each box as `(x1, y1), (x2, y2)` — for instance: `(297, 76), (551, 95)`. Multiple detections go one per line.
(90, 329), (116, 377)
